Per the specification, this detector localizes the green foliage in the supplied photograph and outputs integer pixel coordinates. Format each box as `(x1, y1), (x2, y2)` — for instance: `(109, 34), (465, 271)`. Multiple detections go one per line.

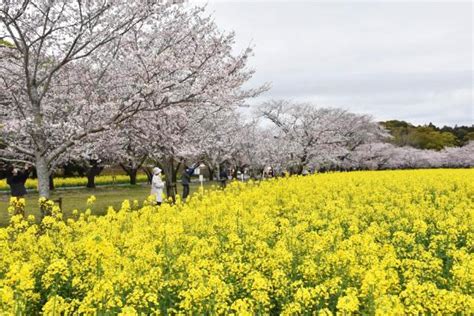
(439, 126), (474, 145)
(381, 120), (473, 150)
(464, 131), (474, 142)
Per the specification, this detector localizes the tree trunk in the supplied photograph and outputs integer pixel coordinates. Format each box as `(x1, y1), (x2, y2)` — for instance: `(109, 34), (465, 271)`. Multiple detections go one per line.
(36, 155), (50, 198)
(129, 169), (138, 185)
(142, 167), (153, 184)
(49, 174), (55, 191)
(173, 161), (181, 184)
(163, 157), (176, 202)
(166, 180), (175, 201)
(119, 164), (138, 185)
(87, 174), (96, 188)
(86, 162), (104, 188)
(120, 156), (147, 186)
(207, 165), (214, 181)
(297, 164), (304, 175)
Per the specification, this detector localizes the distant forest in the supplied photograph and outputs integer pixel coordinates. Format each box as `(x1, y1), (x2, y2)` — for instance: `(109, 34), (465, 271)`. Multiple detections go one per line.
(381, 120), (474, 150)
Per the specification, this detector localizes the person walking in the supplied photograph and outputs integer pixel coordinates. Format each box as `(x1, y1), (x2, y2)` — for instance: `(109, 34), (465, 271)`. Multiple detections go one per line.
(181, 164), (197, 202)
(219, 168), (228, 188)
(151, 167), (164, 206)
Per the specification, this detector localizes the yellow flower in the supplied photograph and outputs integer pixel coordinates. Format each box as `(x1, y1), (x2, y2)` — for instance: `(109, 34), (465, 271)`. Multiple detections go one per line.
(337, 288), (359, 312)
(86, 195), (97, 206)
(0, 169), (472, 314)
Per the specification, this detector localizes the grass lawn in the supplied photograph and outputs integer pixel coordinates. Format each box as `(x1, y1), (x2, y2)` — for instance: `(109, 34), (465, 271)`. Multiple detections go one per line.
(0, 181), (219, 227)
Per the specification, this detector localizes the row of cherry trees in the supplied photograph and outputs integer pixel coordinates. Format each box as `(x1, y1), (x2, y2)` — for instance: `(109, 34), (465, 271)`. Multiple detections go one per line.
(0, 0), (266, 197)
(61, 99), (473, 202)
(246, 100), (473, 174)
(1, 2), (472, 199)
(344, 142), (474, 170)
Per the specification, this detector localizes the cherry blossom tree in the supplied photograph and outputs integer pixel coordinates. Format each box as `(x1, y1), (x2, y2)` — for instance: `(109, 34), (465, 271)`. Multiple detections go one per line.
(145, 108), (196, 200)
(231, 123), (292, 178)
(0, 0), (156, 197)
(0, 1), (264, 197)
(340, 142), (396, 170)
(186, 106), (243, 180)
(112, 126), (150, 186)
(442, 141), (474, 168)
(258, 100), (388, 174)
(341, 141), (473, 170)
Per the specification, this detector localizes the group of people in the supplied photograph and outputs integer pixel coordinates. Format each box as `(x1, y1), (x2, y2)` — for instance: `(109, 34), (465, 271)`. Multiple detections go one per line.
(1, 162), (230, 207)
(150, 163), (201, 205)
(150, 163), (232, 205)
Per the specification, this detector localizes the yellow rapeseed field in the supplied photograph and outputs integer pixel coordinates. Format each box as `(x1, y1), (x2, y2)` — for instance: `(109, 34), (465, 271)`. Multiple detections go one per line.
(0, 169), (473, 315)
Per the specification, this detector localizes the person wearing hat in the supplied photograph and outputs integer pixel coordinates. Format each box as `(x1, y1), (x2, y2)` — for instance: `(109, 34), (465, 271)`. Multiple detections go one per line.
(151, 167), (164, 205)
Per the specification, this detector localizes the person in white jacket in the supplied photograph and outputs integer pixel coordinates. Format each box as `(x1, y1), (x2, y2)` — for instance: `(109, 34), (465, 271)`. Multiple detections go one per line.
(151, 167), (164, 205)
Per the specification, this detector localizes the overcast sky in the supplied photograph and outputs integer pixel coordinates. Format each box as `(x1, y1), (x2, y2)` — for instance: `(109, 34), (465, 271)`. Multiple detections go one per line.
(195, 0), (473, 126)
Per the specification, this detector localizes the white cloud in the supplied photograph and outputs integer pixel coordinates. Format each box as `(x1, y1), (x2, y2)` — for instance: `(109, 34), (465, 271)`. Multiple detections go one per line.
(199, 0), (473, 126)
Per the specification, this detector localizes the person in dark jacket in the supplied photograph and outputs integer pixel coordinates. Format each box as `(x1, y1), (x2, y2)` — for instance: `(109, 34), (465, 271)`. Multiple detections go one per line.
(181, 164), (197, 202)
(219, 168), (228, 188)
(6, 165), (31, 197)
